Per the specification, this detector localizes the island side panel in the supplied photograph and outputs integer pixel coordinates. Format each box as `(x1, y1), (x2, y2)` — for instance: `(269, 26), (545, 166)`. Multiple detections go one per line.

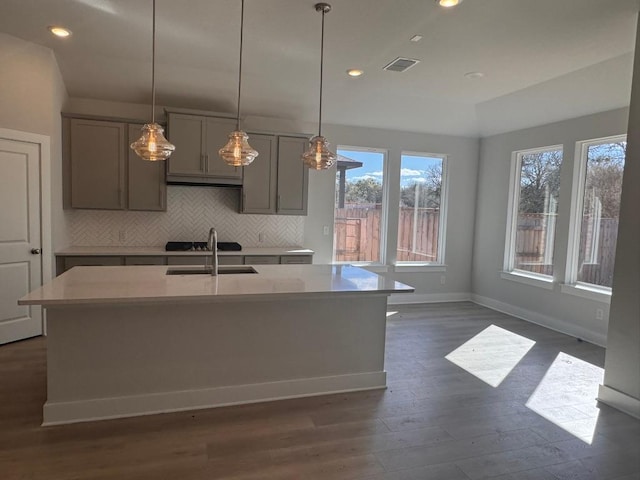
(44, 294), (388, 424)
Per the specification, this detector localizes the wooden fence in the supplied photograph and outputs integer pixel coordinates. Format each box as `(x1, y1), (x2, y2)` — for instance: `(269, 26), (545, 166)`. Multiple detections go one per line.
(335, 207), (619, 287)
(514, 213), (618, 286)
(334, 205), (439, 262)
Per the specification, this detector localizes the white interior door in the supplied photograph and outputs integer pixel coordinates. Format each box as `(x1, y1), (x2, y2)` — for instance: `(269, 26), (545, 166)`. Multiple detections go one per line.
(0, 137), (43, 344)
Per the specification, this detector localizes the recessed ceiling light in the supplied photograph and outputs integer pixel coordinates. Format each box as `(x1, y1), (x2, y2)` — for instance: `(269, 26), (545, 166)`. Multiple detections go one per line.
(438, 0), (463, 7)
(347, 69), (364, 77)
(464, 71), (485, 79)
(48, 26), (72, 38)
(410, 35), (423, 43)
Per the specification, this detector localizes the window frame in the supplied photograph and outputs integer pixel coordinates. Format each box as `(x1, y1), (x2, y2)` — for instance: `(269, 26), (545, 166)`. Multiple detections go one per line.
(503, 144), (563, 285)
(333, 145), (390, 266)
(395, 150), (449, 267)
(563, 134), (626, 298)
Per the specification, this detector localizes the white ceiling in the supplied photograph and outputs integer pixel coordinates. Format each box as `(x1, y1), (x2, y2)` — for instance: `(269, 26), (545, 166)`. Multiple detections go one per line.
(1, 0), (637, 137)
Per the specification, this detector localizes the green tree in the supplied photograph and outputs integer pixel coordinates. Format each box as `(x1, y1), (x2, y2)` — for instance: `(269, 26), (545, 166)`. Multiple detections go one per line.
(345, 178), (383, 204)
(519, 150), (562, 214)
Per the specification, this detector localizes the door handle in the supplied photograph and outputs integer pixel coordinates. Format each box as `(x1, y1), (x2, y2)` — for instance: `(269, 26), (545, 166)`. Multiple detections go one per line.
(31, 248), (41, 255)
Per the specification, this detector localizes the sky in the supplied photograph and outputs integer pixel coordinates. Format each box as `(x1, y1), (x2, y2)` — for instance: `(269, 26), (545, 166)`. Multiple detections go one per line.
(337, 149), (443, 187)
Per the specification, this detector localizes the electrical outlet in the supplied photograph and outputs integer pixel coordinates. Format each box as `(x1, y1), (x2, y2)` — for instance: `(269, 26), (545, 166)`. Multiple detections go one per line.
(258, 233), (265, 243)
(118, 230), (126, 242)
(596, 308), (604, 321)
(440, 275), (446, 285)
(323, 226), (330, 235)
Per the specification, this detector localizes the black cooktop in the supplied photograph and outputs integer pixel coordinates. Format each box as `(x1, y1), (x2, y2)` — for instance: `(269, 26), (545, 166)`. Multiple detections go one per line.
(165, 241), (242, 252)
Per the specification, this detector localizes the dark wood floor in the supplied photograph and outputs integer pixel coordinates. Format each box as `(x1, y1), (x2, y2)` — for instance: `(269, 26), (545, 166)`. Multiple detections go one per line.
(1, 302), (639, 479)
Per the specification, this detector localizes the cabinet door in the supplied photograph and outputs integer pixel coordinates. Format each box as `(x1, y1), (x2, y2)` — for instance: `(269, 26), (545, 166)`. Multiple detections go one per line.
(204, 117), (242, 180)
(70, 119), (126, 209)
(124, 256), (166, 265)
(277, 136), (309, 215)
(166, 114), (205, 175)
(219, 256), (243, 265)
(167, 256), (208, 265)
(244, 255), (280, 265)
(64, 256), (124, 272)
(280, 255), (313, 264)
(241, 134), (277, 214)
(128, 124), (167, 211)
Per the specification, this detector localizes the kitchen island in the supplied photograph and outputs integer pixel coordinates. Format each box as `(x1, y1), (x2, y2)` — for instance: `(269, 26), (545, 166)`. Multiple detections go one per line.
(19, 264), (413, 425)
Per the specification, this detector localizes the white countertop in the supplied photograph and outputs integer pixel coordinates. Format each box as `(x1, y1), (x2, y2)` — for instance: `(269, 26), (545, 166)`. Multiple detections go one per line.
(20, 265), (414, 306)
(55, 246), (314, 257)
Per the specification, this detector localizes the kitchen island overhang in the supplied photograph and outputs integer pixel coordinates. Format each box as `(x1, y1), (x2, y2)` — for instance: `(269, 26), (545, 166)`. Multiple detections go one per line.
(20, 264), (414, 425)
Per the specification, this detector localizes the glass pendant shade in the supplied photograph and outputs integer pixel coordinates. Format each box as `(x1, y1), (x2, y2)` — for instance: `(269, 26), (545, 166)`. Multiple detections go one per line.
(302, 135), (337, 170)
(219, 130), (258, 167)
(130, 123), (175, 161)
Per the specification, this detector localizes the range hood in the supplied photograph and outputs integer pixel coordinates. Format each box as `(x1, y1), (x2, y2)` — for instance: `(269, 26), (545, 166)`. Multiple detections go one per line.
(166, 174), (242, 188)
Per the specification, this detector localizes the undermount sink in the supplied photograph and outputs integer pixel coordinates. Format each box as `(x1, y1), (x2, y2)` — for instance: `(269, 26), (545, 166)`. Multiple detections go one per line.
(166, 266), (258, 275)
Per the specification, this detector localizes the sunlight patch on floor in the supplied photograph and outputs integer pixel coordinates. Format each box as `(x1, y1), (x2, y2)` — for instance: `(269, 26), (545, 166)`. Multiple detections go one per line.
(526, 352), (604, 444)
(386, 311), (399, 318)
(445, 324), (535, 387)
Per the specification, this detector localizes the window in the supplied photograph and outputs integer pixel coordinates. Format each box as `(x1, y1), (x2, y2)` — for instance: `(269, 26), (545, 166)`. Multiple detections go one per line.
(566, 135), (626, 290)
(333, 148), (387, 263)
(504, 145), (563, 278)
(396, 152), (447, 264)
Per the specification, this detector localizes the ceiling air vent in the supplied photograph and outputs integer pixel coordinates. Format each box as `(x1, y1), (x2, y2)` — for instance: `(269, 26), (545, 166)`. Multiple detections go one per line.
(383, 57), (420, 72)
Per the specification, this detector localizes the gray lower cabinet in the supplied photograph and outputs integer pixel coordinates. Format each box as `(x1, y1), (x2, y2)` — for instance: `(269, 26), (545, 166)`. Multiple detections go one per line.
(63, 256), (124, 272)
(124, 256), (166, 265)
(166, 256), (242, 266)
(244, 255), (279, 265)
(280, 255), (313, 265)
(57, 254), (312, 275)
(166, 112), (242, 185)
(241, 135), (309, 215)
(64, 116), (167, 211)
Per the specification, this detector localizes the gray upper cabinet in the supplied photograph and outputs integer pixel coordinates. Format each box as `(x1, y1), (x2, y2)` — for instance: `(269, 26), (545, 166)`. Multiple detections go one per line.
(69, 118), (126, 209)
(241, 134), (309, 215)
(64, 116), (167, 211)
(128, 124), (167, 211)
(277, 136), (309, 215)
(166, 112), (241, 185)
(241, 134), (277, 214)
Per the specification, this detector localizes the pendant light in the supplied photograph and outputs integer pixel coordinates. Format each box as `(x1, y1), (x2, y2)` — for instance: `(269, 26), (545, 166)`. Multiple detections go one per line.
(302, 3), (337, 171)
(130, 0), (175, 161)
(219, 0), (258, 167)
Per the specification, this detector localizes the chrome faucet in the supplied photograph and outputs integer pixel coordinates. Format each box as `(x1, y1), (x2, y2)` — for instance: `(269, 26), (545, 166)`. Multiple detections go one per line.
(207, 227), (218, 276)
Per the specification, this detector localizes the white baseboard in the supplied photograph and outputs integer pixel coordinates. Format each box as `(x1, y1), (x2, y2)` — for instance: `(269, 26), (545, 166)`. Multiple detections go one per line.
(598, 384), (640, 419)
(42, 371), (386, 426)
(389, 292), (471, 305)
(470, 294), (607, 347)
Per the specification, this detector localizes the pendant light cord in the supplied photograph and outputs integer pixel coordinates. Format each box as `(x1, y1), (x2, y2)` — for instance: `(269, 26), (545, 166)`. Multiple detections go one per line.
(236, 0), (245, 131)
(151, 0), (157, 124)
(318, 7), (325, 137)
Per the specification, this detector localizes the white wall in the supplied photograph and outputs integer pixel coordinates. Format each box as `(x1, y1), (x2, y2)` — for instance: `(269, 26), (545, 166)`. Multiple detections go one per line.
(0, 33), (69, 271)
(471, 108), (629, 345)
(599, 18), (640, 418)
(305, 124), (480, 298)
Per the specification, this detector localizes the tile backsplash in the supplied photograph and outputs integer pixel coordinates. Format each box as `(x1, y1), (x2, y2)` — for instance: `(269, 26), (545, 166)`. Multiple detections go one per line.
(66, 186), (305, 247)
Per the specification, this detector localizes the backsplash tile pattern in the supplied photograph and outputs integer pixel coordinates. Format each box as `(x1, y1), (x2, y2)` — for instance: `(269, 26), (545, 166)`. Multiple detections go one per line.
(67, 186), (305, 247)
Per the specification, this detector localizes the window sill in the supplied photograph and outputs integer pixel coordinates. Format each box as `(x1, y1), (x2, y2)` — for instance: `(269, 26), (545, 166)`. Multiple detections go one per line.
(393, 264), (447, 273)
(334, 262), (389, 273)
(500, 270), (554, 290)
(560, 283), (611, 303)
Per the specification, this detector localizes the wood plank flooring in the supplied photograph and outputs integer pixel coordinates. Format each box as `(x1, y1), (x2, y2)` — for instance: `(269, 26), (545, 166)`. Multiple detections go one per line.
(1, 302), (639, 479)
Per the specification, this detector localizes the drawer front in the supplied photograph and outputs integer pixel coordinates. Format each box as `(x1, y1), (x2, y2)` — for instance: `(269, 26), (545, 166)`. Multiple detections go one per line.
(244, 255), (279, 265)
(167, 256), (208, 266)
(219, 256), (243, 265)
(280, 255), (312, 265)
(124, 256), (166, 266)
(64, 256), (123, 271)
